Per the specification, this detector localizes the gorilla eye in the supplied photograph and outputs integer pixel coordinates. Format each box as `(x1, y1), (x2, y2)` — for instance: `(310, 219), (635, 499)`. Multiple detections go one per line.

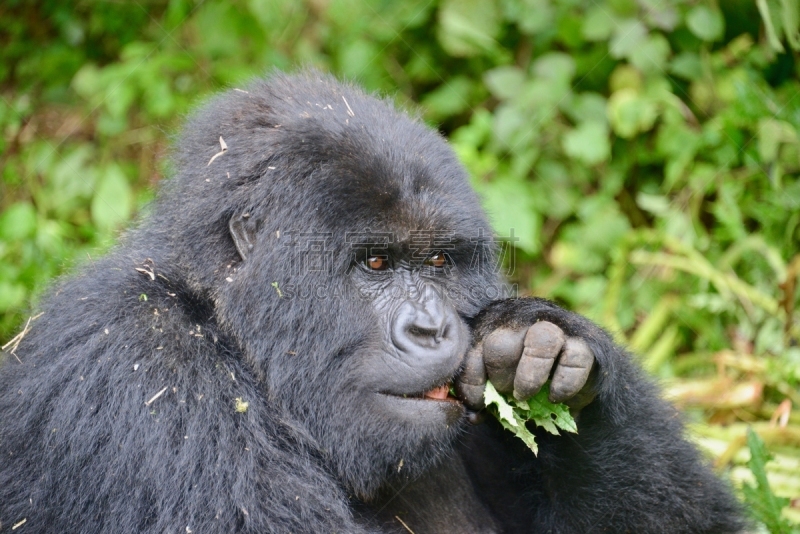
(366, 256), (389, 271)
(424, 251), (447, 268)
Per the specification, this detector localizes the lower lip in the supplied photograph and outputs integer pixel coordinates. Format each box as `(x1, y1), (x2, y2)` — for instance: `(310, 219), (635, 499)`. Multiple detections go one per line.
(377, 393), (465, 425)
(423, 393), (461, 403)
(382, 393), (462, 404)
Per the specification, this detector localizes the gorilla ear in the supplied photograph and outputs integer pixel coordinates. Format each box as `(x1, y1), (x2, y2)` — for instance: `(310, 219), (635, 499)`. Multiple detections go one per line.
(229, 212), (259, 261)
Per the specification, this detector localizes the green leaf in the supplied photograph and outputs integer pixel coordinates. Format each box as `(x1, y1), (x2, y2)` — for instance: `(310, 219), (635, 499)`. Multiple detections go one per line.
(582, 6), (616, 41)
(629, 33), (671, 74)
(757, 118), (797, 162)
(742, 428), (793, 533)
(475, 175), (541, 255)
(437, 0), (500, 57)
(499, 410), (540, 455)
(669, 52), (703, 81)
(338, 39), (380, 81)
(72, 64), (102, 100)
(484, 381), (540, 455)
(491, 103), (528, 147)
(144, 78), (176, 118)
(644, 3), (679, 31)
(686, 6), (724, 42)
(607, 88), (658, 138)
(47, 145), (96, 216)
(483, 66), (526, 100)
(484, 381), (577, 456)
(0, 202), (37, 241)
(0, 282), (26, 313)
(531, 52), (576, 85)
(523, 387), (578, 435)
(102, 71), (136, 119)
(506, 0), (554, 36)
(609, 65), (642, 93)
(563, 92), (608, 124)
(484, 381), (517, 427)
(636, 192), (670, 216)
(91, 165), (133, 232)
(607, 0), (637, 16)
(421, 77), (474, 120)
(755, 0), (789, 52)
(562, 121), (610, 166)
(609, 19), (648, 59)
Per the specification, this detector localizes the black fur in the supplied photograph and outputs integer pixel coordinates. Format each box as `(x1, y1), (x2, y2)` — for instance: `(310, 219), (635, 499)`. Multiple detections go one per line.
(0, 71), (745, 533)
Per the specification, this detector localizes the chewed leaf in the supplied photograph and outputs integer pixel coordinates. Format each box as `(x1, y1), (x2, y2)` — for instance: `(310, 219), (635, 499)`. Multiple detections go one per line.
(526, 386), (578, 435)
(485, 381), (578, 455)
(501, 411), (539, 455)
(488, 392), (539, 454)
(484, 380), (517, 427)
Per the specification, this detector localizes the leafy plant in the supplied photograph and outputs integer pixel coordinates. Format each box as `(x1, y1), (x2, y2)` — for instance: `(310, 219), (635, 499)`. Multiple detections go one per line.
(484, 381), (577, 455)
(743, 427), (795, 534)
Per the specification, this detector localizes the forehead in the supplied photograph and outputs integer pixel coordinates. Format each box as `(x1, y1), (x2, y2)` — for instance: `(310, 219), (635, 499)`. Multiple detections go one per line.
(273, 111), (486, 243)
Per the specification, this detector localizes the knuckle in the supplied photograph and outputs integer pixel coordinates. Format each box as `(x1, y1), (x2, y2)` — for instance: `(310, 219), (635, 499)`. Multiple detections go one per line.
(524, 321), (566, 354)
(483, 327), (525, 366)
(562, 337), (595, 367)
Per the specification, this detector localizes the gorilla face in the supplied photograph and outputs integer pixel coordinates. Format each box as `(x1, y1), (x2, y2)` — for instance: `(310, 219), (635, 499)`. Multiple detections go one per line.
(352, 255), (469, 425)
(307, 234), (494, 498)
(176, 72), (502, 497)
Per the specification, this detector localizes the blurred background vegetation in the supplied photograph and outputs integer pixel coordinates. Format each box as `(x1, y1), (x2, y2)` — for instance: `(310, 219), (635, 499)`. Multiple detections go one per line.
(1, 0), (799, 530)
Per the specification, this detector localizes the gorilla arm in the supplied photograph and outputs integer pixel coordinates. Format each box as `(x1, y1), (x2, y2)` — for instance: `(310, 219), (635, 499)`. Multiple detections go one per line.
(456, 298), (746, 534)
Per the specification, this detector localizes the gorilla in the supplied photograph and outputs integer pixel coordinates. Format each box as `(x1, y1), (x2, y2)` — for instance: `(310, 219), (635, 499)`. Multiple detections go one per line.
(0, 71), (745, 533)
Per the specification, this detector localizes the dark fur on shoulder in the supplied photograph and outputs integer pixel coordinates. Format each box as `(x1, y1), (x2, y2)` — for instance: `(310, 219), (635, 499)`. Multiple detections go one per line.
(0, 71), (746, 533)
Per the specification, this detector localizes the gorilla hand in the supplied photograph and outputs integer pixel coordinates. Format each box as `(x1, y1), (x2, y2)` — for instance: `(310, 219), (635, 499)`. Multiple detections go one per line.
(457, 301), (598, 412)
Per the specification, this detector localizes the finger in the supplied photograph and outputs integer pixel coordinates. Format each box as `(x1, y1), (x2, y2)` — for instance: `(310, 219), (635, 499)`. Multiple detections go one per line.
(483, 327), (526, 393)
(455, 344), (487, 410)
(466, 409), (486, 425)
(549, 337), (595, 404)
(513, 321), (566, 401)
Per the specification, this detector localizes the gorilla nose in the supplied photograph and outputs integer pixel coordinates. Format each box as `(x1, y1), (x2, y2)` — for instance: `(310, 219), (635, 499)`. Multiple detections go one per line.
(391, 287), (455, 352)
(406, 309), (449, 347)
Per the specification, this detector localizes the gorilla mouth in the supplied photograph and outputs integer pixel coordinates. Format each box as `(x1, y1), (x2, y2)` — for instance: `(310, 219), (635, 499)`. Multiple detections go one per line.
(385, 381), (460, 403)
(422, 383), (457, 401)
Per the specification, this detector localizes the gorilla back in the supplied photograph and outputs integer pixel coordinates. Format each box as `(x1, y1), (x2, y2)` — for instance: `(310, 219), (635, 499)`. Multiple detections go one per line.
(0, 72), (745, 533)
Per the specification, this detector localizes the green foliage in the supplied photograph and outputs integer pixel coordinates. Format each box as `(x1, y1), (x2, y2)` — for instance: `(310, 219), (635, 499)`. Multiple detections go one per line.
(743, 428), (795, 533)
(1, 0), (799, 526)
(756, 0), (800, 52)
(484, 381), (576, 455)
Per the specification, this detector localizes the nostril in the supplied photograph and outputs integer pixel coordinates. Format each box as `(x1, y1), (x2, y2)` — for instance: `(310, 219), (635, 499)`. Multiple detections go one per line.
(440, 322), (451, 341)
(391, 298), (457, 353)
(408, 325), (441, 341)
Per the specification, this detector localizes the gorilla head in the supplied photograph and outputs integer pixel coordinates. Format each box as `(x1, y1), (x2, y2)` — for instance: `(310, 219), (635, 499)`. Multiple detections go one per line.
(147, 71), (501, 497)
